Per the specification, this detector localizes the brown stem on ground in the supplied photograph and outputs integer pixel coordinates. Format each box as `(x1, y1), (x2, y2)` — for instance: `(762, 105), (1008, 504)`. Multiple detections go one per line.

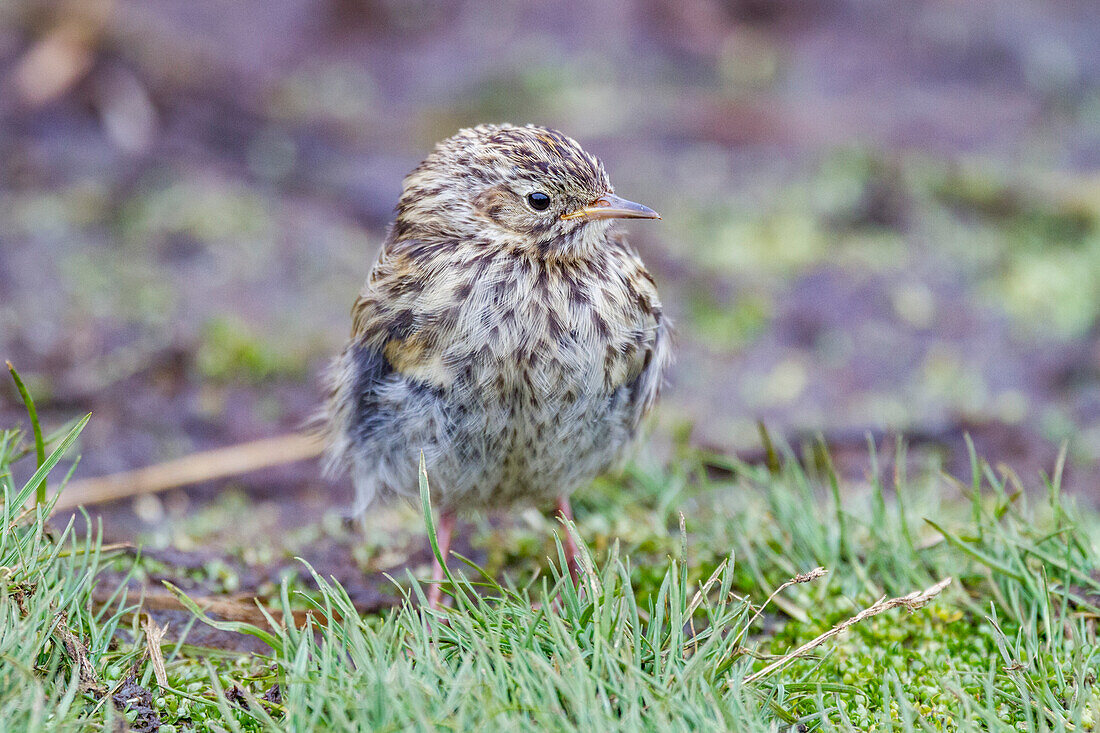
(54, 432), (324, 510)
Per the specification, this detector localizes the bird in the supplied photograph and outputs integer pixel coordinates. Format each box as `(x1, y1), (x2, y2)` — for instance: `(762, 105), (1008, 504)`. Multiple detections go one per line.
(321, 123), (670, 608)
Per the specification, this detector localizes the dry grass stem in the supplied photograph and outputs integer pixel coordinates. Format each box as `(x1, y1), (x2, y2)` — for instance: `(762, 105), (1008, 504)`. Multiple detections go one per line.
(55, 432), (323, 510)
(91, 587), (318, 629)
(743, 567), (826, 639)
(685, 558), (730, 620)
(741, 576), (952, 686)
(53, 611), (106, 696)
(142, 614), (170, 688)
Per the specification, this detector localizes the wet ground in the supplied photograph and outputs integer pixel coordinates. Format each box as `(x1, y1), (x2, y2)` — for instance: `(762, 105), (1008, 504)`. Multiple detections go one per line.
(3, 0), (1100, 625)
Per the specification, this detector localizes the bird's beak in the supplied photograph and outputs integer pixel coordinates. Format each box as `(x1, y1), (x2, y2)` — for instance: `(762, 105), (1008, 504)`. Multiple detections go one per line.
(561, 193), (661, 221)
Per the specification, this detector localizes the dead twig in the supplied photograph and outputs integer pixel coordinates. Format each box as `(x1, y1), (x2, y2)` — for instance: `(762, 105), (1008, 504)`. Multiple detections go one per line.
(9, 0), (114, 107)
(55, 432), (324, 510)
(741, 577), (952, 686)
(91, 586), (319, 629)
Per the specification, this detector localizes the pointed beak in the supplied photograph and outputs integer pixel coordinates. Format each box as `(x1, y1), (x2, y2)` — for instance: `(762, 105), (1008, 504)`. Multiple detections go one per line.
(561, 193), (661, 221)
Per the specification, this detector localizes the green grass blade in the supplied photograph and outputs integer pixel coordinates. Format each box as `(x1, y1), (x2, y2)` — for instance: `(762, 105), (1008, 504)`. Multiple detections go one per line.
(7, 362), (46, 503)
(15, 413), (89, 512)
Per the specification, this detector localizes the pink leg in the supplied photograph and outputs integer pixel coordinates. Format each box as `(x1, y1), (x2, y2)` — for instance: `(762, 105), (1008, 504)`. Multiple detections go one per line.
(427, 511), (456, 610)
(556, 496), (581, 583)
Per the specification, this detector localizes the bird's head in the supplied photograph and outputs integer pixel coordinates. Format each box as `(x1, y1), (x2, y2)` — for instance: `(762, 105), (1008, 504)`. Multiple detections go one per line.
(392, 123), (659, 256)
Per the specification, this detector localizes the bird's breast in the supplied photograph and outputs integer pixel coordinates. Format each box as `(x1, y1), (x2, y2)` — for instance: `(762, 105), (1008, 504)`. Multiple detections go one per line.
(438, 254), (650, 405)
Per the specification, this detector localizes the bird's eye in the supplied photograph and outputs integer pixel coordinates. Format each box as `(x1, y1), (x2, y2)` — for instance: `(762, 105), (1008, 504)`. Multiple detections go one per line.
(526, 192), (551, 211)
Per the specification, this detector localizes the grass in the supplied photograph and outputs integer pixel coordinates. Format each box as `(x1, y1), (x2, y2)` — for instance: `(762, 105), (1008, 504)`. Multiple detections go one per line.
(2, 386), (1099, 730)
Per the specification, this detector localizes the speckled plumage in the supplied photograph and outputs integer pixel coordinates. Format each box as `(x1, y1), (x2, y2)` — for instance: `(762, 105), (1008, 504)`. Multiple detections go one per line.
(323, 123), (670, 517)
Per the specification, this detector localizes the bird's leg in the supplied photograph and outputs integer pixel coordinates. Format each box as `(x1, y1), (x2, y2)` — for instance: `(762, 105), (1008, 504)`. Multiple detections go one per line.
(556, 495), (581, 584)
(427, 511), (456, 610)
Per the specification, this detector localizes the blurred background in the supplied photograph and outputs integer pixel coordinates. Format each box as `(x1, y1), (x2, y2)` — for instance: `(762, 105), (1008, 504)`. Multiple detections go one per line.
(3, 0), (1100, 517)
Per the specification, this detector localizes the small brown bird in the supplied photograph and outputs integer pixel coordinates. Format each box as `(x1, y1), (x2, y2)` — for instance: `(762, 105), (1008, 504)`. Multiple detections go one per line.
(323, 124), (670, 607)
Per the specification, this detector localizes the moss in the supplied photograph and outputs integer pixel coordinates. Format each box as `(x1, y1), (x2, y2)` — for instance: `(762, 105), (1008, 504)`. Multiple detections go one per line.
(195, 316), (310, 384)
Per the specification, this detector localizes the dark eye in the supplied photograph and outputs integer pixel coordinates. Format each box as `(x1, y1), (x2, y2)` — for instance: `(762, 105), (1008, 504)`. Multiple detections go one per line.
(526, 192), (551, 211)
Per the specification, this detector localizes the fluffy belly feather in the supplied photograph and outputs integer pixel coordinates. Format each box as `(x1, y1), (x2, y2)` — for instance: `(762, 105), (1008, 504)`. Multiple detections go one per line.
(327, 244), (665, 515)
(356, 331), (637, 510)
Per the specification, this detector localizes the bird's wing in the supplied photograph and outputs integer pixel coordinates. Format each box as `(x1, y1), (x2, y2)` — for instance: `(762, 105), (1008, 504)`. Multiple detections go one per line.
(347, 247), (456, 392)
(626, 313), (671, 422)
(614, 248), (672, 426)
(322, 246), (451, 477)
